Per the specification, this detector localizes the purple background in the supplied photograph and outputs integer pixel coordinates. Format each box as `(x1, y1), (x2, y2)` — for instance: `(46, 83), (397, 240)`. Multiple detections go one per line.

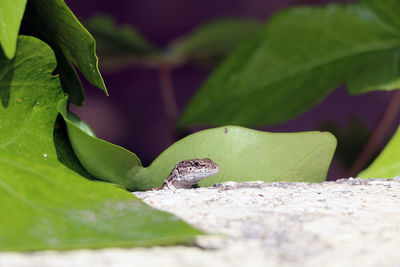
(65, 0), (399, 179)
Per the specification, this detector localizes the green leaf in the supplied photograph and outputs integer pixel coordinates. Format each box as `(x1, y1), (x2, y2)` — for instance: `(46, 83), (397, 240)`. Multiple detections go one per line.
(358, 124), (400, 178)
(23, 0), (107, 94)
(169, 19), (262, 64)
(0, 0), (27, 59)
(85, 14), (154, 54)
(61, 112), (143, 190)
(178, 0), (400, 127)
(0, 36), (201, 251)
(54, 48), (85, 106)
(0, 150), (201, 251)
(64, 113), (336, 190)
(147, 126), (336, 188)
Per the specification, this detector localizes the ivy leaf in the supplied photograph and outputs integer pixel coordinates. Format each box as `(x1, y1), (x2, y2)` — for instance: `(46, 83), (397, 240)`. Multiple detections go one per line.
(0, 36), (201, 251)
(169, 19), (263, 65)
(23, 0), (107, 94)
(358, 124), (400, 178)
(178, 0), (400, 127)
(0, 0), (27, 59)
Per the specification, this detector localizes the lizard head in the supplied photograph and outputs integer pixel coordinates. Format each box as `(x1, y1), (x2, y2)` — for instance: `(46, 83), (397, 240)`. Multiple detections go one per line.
(178, 158), (220, 178)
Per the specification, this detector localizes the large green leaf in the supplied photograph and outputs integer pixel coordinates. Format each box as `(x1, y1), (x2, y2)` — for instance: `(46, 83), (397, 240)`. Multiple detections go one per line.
(358, 125), (400, 178)
(0, 149), (200, 251)
(23, 0), (107, 94)
(169, 19), (262, 64)
(144, 126), (336, 188)
(0, 0), (27, 59)
(178, 0), (400, 127)
(0, 36), (201, 251)
(64, 112), (336, 190)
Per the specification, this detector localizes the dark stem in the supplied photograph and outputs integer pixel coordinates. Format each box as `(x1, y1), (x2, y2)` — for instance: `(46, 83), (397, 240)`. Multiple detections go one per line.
(157, 61), (180, 140)
(346, 90), (400, 177)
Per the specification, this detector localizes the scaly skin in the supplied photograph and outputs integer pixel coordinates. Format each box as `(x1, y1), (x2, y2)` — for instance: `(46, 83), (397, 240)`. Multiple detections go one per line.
(160, 158), (219, 190)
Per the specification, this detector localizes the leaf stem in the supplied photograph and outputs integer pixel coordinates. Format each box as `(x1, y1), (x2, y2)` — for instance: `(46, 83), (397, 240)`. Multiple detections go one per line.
(346, 90), (400, 177)
(157, 61), (180, 139)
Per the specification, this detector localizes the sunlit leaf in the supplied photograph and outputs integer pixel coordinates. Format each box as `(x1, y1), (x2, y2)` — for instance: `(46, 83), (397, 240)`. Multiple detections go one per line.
(64, 113), (336, 191)
(358, 124), (400, 178)
(0, 0), (27, 59)
(23, 0), (107, 94)
(0, 36), (201, 251)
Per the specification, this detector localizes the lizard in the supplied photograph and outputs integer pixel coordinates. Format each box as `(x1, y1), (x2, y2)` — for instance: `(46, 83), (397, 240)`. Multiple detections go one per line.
(158, 158), (219, 190)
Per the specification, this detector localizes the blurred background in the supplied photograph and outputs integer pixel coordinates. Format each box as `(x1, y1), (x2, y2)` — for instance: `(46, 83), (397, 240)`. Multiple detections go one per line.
(65, 0), (400, 179)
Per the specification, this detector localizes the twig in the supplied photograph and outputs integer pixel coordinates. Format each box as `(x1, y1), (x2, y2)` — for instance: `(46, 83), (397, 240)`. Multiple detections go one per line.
(346, 89), (400, 177)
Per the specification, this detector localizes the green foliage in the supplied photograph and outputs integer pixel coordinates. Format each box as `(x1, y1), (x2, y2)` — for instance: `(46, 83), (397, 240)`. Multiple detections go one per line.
(85, 15), (154, 54)
(178, 0), (400, 127)
(0, 0), (27, 59)
(63, 118), (336, 191)
(54, 50), (85, 107)
(0, 37), (62, 160)
(84, 16), (262, 68)
(147, 127), (336, 188)
(359, 125), (400, 178)
(3, 0), (400, 253)
(23, 0), (107, 95)
(169, 19), (263, 64)
(0, 36), (201, 251)
(0, 149), (201, 251)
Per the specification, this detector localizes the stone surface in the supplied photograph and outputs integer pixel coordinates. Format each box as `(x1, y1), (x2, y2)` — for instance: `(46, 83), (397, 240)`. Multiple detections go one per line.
(1, 178), (400, 267)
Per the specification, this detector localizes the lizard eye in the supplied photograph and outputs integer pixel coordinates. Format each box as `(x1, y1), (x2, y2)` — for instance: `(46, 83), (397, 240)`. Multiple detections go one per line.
(193, 161), (199, 166)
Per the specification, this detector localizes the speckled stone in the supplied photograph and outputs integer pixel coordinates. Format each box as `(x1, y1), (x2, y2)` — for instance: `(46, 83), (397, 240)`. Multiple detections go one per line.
(1, 178), (399, 267)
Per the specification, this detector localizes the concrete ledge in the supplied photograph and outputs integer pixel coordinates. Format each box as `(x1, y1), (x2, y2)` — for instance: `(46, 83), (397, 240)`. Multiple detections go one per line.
(1, 178), (399, 267)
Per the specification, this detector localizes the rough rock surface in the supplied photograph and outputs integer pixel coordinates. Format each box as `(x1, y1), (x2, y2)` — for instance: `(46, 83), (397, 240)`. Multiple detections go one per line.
(1, 178), (399, 267)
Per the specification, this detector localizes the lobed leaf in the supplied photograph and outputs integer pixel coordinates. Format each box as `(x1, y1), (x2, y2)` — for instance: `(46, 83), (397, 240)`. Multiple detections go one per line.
(0, 149), (201, 251)
(23, 0), (107, 94)
(0, 36), (201, 251)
